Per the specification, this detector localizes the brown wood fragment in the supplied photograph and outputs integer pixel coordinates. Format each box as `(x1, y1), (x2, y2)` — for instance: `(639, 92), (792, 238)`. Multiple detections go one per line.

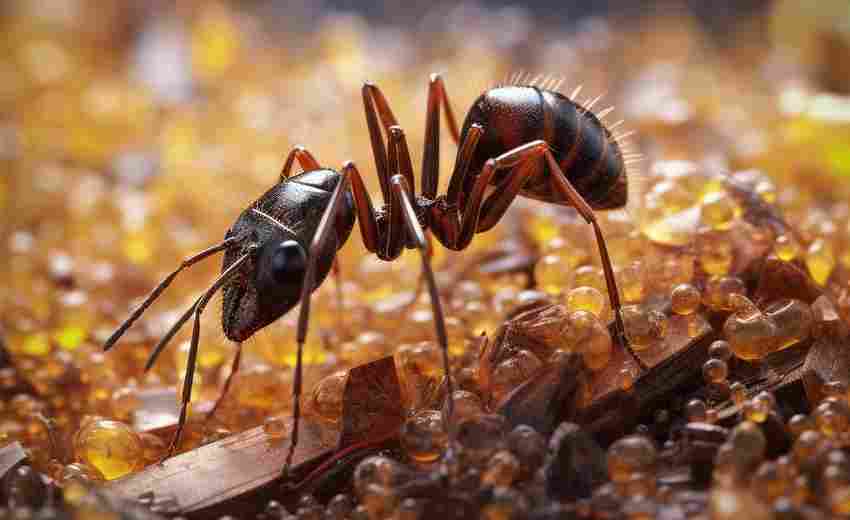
(753, 256), (823, 306)
(802, 334), (850, 405)
(108, 356), (403, 519)
(338, 356), (404, 448)
(497, 353), (585, 435)
(0, 441), (28, 479)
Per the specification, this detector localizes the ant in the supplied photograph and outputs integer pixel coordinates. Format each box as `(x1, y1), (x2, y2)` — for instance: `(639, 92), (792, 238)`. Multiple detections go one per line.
(104, 73), (640, 477)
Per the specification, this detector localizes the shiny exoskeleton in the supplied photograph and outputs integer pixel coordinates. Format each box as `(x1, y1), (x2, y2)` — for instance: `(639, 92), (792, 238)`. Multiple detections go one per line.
(103, 74), (636, 478)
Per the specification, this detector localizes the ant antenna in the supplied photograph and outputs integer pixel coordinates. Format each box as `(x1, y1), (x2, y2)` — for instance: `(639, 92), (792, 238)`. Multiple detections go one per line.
(162, 249), (254, 458)
(103, 235), (243, 352)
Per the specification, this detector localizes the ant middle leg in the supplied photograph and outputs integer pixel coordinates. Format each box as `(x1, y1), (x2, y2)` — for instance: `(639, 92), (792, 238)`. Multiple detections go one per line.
(421, 73), (461, 198)
(390, 175), (457, 472)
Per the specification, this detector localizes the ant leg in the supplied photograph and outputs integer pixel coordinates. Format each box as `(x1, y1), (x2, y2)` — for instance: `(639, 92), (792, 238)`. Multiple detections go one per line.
(103, 235), (242, 352)
(283, 170), (353, 478)
(362, 82), (403, 203)
(543, 150), (640, 367)
(454, 141), (550, 249)
(475, 160), (539, 233)
(279, 146), (321, 182)
(206, 342), (243, 423)
(389, 175), (457, 470)
(164, 251), (253, 460)
(388, 126), (415, 202)
(445, 123), (484, 207)
(344, 161), (380, 252)
(331, 258), (345, 333)
(422, 73), (461, 199)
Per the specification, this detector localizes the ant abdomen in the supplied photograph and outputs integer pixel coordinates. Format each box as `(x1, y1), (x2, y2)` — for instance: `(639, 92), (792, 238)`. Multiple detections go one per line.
(459, 85), (627, 211)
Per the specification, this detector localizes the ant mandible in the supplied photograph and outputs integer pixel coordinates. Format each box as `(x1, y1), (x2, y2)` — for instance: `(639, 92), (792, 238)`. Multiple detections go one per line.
(103, 73), (641, 477)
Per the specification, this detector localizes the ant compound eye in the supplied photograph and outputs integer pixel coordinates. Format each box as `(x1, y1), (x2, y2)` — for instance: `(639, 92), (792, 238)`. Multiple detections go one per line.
(270, 240), (307, 283)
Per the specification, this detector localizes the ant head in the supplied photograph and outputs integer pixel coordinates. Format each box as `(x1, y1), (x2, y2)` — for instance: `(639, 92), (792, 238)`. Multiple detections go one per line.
(220, 207), (335, 342)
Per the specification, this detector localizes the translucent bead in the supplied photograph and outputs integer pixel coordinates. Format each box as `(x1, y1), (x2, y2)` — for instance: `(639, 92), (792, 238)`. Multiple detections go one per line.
(444, 316), (467, 357)
(490, 350), (543, 404)
(395, 342), (442, 410)
(709, 340), (733, 362)
(730, 382), (747, 407)
(325, 494), (353, 520)
(814, 399), (850, 437)
(353, 456), (409, 499)
(340, 331), (387, 366)
(263, 415), (288, 439)
(360, 484), (397, 520)
(765, 299), (813, 351)
(774, 234), (801, 261)
(647, 180), (695, 214)
(536, 254), (570, 296)
(460, 300), (498, 337)
(788, 414), (813, 439)
(310, 370), (347, 423)
(724, 295), (777, 361)
(621, 305), (667, 351)
(74, 419), (143, 480)
(574, 265), (605, 293)
(728, 421), (766, 468)
(741, 401), (766, 424)
(671, 283), (701, 315)
(506, 425), (546, 478)
(619, 261), (646, 304)
(618, 367), (637, 392)
(566, 286), (607, 319)
(400, 410), (447, 464)
(703, 276), (746, 312)
(806, 238), (835, 286)
(792, 430), (822, 465)
(481, 450), (520, 488)
(701, 191), (740, 231)
(686, 399), (708, 422)
(606, 435), (657, 483)
(703, 359), (728, 383)
(565, 310), (613, 371)
(697, 229), (734, 276)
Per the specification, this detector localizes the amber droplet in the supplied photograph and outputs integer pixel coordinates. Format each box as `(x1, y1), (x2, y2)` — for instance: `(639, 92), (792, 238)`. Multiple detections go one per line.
(671, 283), (701, 315)
(606, 435), (657, 483)
(75, 419), (143, 480)
(400, 410), (447, 463)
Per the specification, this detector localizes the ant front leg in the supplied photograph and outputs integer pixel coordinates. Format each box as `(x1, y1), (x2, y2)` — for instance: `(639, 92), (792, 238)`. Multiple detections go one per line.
(282, 168), (354, 478)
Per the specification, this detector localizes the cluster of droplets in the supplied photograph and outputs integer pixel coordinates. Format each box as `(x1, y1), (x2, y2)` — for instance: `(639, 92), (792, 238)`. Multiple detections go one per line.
(708, 380), (850, 517)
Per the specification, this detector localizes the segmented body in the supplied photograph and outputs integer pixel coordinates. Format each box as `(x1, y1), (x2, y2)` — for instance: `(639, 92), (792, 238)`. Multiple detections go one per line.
(456, 86), (627, 211)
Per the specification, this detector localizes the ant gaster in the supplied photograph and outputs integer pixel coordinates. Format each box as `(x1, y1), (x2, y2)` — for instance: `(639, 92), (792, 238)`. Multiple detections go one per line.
(104, 73), (641, 477)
